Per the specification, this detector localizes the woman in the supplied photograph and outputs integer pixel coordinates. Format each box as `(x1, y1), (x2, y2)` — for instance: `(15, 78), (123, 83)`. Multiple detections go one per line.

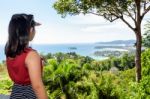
(5, 13), (48, 99)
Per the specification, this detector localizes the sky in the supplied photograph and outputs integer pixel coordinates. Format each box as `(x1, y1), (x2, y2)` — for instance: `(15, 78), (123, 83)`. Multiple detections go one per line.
(0, 0), (150, 44)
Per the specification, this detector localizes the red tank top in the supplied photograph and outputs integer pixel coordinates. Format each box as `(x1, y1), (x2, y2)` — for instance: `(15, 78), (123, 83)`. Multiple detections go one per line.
(6, 47), (43, 85)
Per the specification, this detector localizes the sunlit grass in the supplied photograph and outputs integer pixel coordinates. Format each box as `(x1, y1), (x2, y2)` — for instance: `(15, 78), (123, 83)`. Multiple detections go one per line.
(0, 63), (12, 95)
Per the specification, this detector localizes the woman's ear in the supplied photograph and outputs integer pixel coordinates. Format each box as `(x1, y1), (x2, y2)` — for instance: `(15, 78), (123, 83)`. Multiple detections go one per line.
(29, 27), (35, 41)
(30, 27), (34, 33)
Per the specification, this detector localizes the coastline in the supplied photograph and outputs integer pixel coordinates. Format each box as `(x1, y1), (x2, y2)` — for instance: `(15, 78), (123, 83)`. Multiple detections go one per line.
(0, 43), (135, 62)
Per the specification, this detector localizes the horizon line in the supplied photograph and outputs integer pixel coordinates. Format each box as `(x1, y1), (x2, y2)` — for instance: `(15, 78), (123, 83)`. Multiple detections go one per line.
(0, 39), (136, 45)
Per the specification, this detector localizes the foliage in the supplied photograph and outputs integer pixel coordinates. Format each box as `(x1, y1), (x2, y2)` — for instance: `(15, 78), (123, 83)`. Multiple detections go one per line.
(53, 0), (130, 19)
(0, 77), (12, 95)
(141, 48), (150, 76)
(53, 0), (149, 27)
(42, 52), (136, 98)
(91, 53), (135, 71)
(0, 65), (12, 95)
(2, 50), (150, 98)
(112, 53), (135, 70)
(143, 21), (150, 48)
(141, 48), (150, 97)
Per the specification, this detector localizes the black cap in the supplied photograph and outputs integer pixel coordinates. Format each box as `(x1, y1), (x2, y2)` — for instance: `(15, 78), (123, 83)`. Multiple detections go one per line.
(12, 13), (41, 27)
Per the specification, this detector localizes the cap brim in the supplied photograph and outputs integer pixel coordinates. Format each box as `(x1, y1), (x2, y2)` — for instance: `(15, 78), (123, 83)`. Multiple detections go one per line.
(34, 22), (41, 26)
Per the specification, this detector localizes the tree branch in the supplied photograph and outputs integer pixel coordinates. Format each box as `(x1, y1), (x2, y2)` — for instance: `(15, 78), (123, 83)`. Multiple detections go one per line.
(88, 11), (102, 16)
(143, 1), (149, 11)
(120, 16), (135, 31)
(129, 4), (137, 22)
(143, 1), (147, 11)
(126, 10), (136, 23)
(141, 5), (150, 20)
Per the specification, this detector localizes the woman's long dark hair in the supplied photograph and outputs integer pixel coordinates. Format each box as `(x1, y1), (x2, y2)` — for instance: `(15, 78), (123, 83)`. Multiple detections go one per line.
(5, 13), (35, 58)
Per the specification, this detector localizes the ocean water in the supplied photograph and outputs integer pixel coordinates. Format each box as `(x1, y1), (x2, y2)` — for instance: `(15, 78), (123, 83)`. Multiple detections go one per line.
(0, 43), (129, 62)
(0, 43), (111, 62)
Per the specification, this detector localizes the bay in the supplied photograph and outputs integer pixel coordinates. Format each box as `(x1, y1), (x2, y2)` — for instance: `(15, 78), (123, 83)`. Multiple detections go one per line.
(0, 43), (111, 62)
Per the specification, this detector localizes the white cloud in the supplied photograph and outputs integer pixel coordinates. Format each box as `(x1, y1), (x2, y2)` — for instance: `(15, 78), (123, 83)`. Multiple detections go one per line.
(19, 14), (138, 44)
(81, 21), (132, 32)
(1, 2), (150, 44)
(68, 14), (111, 25)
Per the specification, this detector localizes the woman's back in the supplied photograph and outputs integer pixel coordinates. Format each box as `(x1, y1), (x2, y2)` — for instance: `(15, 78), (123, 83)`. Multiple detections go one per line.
(6, 47), (33, 85)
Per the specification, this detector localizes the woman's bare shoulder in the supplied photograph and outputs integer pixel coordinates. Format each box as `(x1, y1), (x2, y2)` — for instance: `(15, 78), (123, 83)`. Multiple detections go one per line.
(25, 50), (41, 64)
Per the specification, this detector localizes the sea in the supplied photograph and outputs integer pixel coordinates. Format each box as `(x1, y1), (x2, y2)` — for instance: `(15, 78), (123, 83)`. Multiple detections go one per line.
(0, 43), (128, 62)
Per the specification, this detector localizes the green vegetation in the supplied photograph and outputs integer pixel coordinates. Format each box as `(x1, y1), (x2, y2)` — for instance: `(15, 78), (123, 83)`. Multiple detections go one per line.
(1, 49), (150, 98)
(0, 63), (12, 95)
(42, 50), (150, 98)
(53, 0), (150, 82)
(143, 21), (150, 48)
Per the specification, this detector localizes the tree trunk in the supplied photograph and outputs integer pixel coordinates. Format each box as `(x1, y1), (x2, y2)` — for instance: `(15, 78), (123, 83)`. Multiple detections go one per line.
(135, 0), (142, 82)
(135, 31), (142, 82)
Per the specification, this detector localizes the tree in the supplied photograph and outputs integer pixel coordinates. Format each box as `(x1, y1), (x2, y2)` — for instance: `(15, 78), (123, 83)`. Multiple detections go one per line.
(143, 21), (150, 47)
(53, 0), (150, 82)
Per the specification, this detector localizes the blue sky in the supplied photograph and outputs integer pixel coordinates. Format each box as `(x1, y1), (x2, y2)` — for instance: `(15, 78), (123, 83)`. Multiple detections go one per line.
(0, 0), (150, 44)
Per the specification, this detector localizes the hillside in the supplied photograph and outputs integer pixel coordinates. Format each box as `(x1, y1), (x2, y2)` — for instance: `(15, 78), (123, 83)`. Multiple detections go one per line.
(96, 40), (136, 45)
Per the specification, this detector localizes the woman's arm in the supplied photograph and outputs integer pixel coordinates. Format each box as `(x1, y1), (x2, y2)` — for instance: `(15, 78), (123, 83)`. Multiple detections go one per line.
(25, 51), (48, 99)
